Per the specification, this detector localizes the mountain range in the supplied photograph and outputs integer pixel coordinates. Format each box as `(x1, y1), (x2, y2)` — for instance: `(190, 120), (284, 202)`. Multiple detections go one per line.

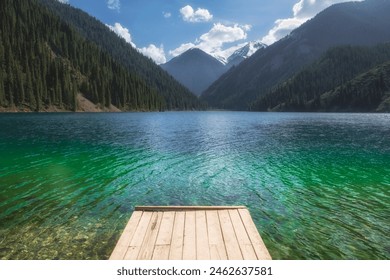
(251, 43), (390, 112)
(1, 0), (390, 113)
(0, 0), (204, 112)
(161, 48), (226, 96)
(161, 42), (266, 96)
(223, 41), (267, 68)
(201, 0), (390, 110)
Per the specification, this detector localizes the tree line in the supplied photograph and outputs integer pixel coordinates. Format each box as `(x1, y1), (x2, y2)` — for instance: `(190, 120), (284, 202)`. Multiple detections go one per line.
(0, 0), (203, 111)
(251, 44), (390, 112)
(38, 0), (204, 111)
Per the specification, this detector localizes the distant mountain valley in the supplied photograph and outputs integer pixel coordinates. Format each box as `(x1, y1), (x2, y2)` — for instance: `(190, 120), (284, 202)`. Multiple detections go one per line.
(161, 42), (266, 96)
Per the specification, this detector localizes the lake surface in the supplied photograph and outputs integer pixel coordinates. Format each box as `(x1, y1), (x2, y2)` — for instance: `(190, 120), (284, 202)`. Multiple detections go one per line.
(0, 112), (389, 260)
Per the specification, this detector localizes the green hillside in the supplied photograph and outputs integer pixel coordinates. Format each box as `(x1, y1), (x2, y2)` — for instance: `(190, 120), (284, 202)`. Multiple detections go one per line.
(251, 44), (390, 112)
(37, 0), (203, 111)
(201, 0), (390, 110)
(0, 0), (202, 112)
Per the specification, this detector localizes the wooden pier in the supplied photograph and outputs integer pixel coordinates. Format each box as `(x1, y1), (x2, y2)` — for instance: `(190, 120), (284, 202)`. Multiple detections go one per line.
(110, 206), (271, 260)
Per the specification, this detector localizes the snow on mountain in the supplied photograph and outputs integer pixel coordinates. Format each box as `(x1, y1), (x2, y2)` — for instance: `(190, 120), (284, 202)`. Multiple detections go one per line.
(212, 41), (267, 66)
(226, 41), (267, 67)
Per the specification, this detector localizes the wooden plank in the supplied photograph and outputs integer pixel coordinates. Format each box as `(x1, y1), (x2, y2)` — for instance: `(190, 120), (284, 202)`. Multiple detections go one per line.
(206, 211), (227, 260)
(123, 211), (153, 259)
(129, 211), (153, 246)
(229, 209), (257, 260)
(123, 246), (139, 260)
(196, 211), (211, 260)
(110, 206), (271, 261)
(169, 211), (185, 260)
(218, 210), (243, 260)
(137, 211), (163, 260)
(155, 211), (175, 245)
(135, 206), (247, 211)
(152, 245), (170, 260)
(238, 208), (272, 260)
(182, 211), (196, 260)
(109, 211), (143, 260)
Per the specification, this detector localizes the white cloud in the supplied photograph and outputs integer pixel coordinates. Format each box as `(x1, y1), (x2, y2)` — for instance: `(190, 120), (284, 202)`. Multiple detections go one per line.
(262, 0), (363, 45)
(139, 44), (167, 64)
(213, 42), (248, 61)
(107, 22), (167, 64)
(107, 22), (166, 64)
(169, 43), (196, 57)
(199, 23), (249, 49)
(57, 0), (69, 3)
(163, 12), (172, 18)
(180, 5), (213, 23)
(170, 23), (249, 57)
(107, 0), (120, 11)
(262, 17), (304, 45)
(107, 23), (136, 48)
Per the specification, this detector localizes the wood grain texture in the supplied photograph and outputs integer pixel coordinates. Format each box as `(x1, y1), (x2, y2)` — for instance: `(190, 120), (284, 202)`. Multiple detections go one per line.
(182, 211), (196, 260)
(110, 206), (272, 260)
(196, 211), (211, 260)
(137, 211), (163, 260)
(169, 211), (185, 260)
(206, 210), (227, 260)
(155, 211), (175, 245)
(229, 209), (257, 260)
(218, 210), (243, 260)
(135, 206), (246, 211)
(109, 211), (142, 260)
(238, 208), (272, 260)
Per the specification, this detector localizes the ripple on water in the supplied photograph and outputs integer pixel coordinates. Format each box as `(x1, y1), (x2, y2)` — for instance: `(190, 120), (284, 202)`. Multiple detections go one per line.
(0, 112), (389, 259)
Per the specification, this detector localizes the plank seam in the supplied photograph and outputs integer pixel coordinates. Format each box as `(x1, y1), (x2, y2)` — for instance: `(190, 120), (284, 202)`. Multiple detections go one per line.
(109, 210), (143, 259)
(227, 209), (245, 260)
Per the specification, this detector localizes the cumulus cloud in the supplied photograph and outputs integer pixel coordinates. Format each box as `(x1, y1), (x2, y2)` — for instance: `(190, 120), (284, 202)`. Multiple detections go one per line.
(107, 0), (120, 11)
(180, 5), (213, 22)
(139, 45), (167, 64)
(107, 23), (166, 64)
(262, 0), (362, 45)
(170, 23), (249, 57)
(169, 43), (196, 57)
(213, 42), (249, 61)
(107, 23), (136, 48)
(261, 17), (304, 45)
(57, 0), (69, 3)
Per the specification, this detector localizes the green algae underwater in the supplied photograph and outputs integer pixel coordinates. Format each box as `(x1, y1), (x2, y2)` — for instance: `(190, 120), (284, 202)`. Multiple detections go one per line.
(0, 112), (389, 259)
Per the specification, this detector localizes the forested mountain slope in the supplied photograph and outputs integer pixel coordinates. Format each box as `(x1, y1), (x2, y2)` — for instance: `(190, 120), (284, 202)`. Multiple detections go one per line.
(38, 0), (203, 111)
(251, 44), (390, 112)
(201, 0), (390, 110)
(0, 0), (202, 112)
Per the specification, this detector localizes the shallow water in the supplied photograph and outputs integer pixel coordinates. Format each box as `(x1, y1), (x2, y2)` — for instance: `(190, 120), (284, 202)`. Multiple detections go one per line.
(0, 112), (389, 259)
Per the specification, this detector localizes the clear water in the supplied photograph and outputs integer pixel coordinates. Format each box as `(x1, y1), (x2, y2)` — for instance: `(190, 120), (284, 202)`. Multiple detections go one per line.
(0, 112), (389, 260)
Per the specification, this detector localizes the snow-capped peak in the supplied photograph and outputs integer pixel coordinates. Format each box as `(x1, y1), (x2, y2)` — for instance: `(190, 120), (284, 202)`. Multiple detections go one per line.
(227, 41), (267, 63)
(211, 40), (267, 66)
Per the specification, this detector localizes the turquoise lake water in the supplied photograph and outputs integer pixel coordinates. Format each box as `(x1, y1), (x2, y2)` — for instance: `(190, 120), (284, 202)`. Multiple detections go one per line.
(0, 112), (389, 259)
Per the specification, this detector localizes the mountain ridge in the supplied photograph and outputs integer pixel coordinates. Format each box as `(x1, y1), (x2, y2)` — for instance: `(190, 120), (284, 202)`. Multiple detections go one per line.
(37, 0), (203, 110)
(161, 48), (227, 96)
(0, 0), (167, 112)
(251, 43), (390, 112)
(201, 0), (390, 110)
(161, 42), (266, 96)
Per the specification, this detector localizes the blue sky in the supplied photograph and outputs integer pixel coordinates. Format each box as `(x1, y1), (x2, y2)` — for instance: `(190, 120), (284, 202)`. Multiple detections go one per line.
(58, 0), (361, 64)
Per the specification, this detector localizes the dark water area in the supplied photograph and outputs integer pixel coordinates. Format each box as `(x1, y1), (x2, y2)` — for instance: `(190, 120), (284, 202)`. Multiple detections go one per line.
(0, 112), (389, 259)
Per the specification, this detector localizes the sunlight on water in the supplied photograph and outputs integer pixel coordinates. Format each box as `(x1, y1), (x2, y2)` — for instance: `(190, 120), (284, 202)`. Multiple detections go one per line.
(0, 112), (389, 259)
